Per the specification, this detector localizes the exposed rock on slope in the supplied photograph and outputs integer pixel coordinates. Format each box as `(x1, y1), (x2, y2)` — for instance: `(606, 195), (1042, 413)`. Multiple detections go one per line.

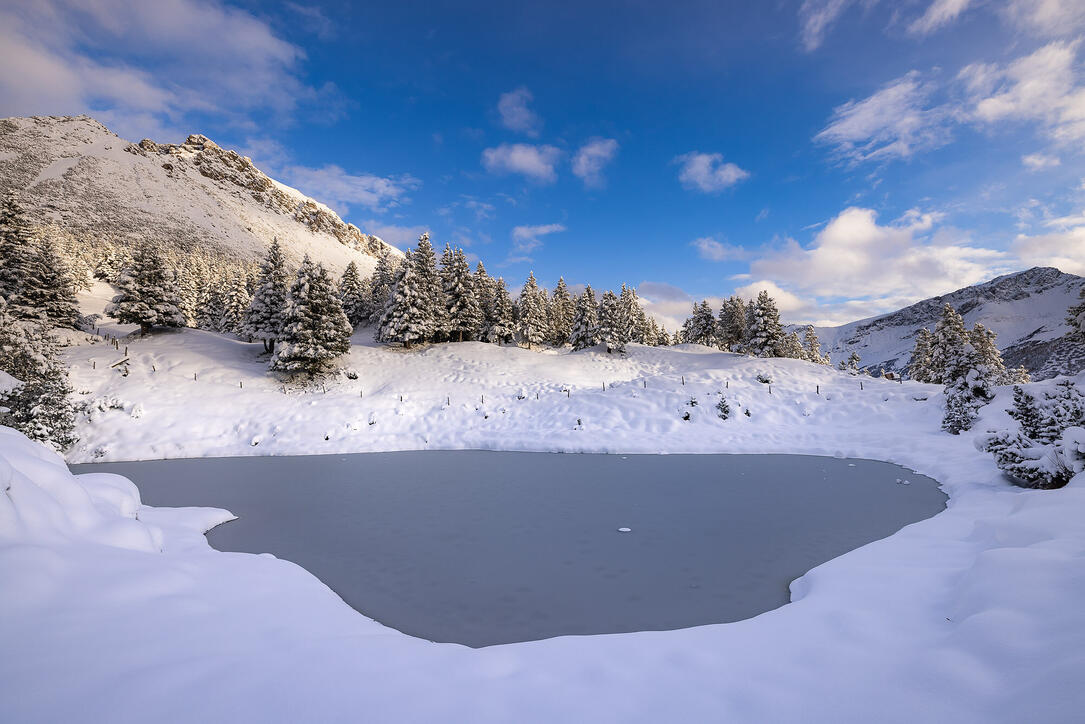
(0, 115), (399, 274)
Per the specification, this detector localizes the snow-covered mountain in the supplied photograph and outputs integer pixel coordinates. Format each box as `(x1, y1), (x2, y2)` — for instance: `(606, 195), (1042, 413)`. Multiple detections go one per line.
(0, 115), (399, 274)
(810, 267), (1085, 379)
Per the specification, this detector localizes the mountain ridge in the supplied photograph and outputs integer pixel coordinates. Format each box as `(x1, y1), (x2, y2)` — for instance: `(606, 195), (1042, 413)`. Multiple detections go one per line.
(807, 266), (1084, 379)
(0, 114), (399, 275)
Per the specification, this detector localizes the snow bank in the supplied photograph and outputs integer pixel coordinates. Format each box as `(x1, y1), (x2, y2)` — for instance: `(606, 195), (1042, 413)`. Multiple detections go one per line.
(2, 319), (1084, 721)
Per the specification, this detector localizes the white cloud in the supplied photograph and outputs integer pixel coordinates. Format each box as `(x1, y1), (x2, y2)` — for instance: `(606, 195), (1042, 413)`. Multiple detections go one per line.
(278, 165), (419, 216)
(1001, 0), (1085, 38)
(572, 138), (620, 188)
(815, 71), (953, 164)
(798, 0), (857, 51)
(673, 152), (750, 193)
(962, 40), (1085, 143)
(358, 220), (429, 249)
(1022, 153), (1062, 170)
(510, 223), (566, 255)
(482, 143), (562, 183)
(497, 87), (541, 137)
(690, 237), (750, 262)
(0, 0), (328, 139)
(908, 0), (975, 35)
(1012, 226), (1085, 274)
(745, 206), (1012, 322)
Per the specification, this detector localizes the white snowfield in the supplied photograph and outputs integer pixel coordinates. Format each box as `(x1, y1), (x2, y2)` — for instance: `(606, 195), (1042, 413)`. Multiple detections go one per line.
(3, 312), (1085, 721)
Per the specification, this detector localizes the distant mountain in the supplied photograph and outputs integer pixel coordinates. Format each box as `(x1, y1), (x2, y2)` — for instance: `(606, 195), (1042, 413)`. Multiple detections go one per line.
(809, 267), (1085, 380)
(0, 115), (399, 275)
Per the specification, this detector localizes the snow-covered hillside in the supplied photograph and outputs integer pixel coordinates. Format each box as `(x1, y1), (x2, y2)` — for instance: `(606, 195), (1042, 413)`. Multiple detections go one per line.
(0, 115), (399, 275)
(5, 332), (1085, 720)
(811, 267), (1085, 379)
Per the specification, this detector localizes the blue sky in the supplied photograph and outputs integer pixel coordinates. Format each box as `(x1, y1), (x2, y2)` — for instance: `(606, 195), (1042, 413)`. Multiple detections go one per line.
(2, 0), (1084, 327)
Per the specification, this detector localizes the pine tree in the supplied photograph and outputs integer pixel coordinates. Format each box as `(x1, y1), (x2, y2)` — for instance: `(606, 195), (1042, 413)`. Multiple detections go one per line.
(970, 323), (1008, 386)
(221, 273), (252, 337)
(930, 303), (968, 384)
(802, 325), (829, 364)
(31, 233), (79, 328)
(417, 234), (448, 342)
(444, 248), (483, 342)
(840, 351), (862, 374)
(941, 330), (991, 435)
(486, 277), (516, 344)
(0, 303), (75, 451)
(570, 285), (600, 350)
(747, 291), (784, 357)
(549, 277), (575, 346)
(367, 249), (402, 324)
(778, 331), (806, 359)
(0, 193), (48, 323)
(244, 240), (290, 351)
(656, 325), (672, 347)
(908, 328), (935, 382)
(517, 272), (548, 348)
(618, 285), (643, 346)
(717, 296), (747, 351)
(597, 290), (626, 353)
(682, 301), (717, 347)
(338, 261), (368, 329)
(1007, 385), (1045, 441)
(270, 256), (353, 374)
(197, 281), (226, 333)
(377, 252), (429, 348)
(475, 262), (496, 338)
(106, 242), (185, 335)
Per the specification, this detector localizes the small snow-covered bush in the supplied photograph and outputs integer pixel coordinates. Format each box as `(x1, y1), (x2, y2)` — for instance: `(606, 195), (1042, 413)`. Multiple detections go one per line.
(756, 373), (771, 384)
(716, 396), (731, 420)
(976, 381), (1085, 489)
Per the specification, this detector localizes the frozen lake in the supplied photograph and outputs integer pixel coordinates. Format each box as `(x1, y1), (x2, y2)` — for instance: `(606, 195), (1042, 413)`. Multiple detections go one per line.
(71, 451), (946, 647)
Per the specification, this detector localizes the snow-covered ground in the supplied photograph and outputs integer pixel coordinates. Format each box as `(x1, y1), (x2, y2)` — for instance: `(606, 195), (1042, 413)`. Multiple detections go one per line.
(2, 292), (1084, 721)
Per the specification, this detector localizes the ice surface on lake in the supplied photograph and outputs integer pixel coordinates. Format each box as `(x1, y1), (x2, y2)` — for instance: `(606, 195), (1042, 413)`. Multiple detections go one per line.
(74, 451), (945, 647)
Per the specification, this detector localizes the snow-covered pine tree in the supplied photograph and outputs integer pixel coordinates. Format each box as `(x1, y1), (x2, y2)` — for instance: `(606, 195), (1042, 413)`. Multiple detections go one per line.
(196, 275), (226, 332)
(977, 380), (1085, 488)
(475, 261), (496, 338)
(338, 261), (368, 329)
(221, 273), (252, 337)
(656, 325), (672, 347)
(243, 239), (290, 352)
(929, 303), (968, 384)
(30, 233), (79, 328)
(367, 249), (402, 324)
(270, 256), (353, 374)
(941, 327), (991, 435)
(717, 295), (747, 351)
(444, 248), (483, 342)
(970, 323), (1008, 386)
(1067, 286), (1085, 341)
(746, 290), (784, 357)
(570, 285), (600, 350)
(106, 242), (185, 335)
(377, 252), (427, 347)
(0, 193), (49, 324)
(802, 325), (829, 364)
(0, 302), (75, 451)
(175, 260), (201, 326)
(908, 328), (935, 382)
(619, 285), (646, 345)
(1007, 385), (1045, 442)
(517, 272), (549, 348)
(645, 316), (661, 347)
(681, 300), (716, 347)
(549, 277), (575, 346)
(839, 351), (862, 374)
(416, 234), (448, 343)
(597, 290), (626, 353)
(486, 277), (516, 344)
(778, 330), (806, 359)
